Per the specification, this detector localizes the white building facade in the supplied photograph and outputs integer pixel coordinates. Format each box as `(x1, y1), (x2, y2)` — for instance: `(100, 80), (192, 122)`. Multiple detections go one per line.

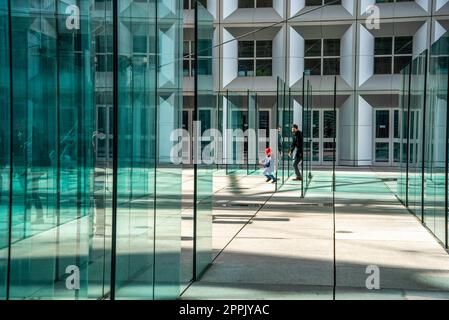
(182, 0), (449, 166)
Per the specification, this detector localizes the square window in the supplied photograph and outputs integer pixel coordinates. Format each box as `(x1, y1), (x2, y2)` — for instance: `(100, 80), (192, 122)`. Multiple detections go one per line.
(256, 60), (272, 76)
(394, 36), (413, 55)
(375, 37), (393, 55)
(374, 56), (392, 74)
(238, 0), (254, 8)
(323, 58), (340, 75)
(238, 60), (254, 76)
(394, 56), (412, 74)
(375, 143), (390, 162)
(238, 41), (254, 58)
(183, 41), (190, 56)
(133, 35), (147, 54)
(183, 60), (190, 77)
(256, 41), (272, 58)
(305, 39), (321, 57)
(323, 39), (340, 56)
(257, 0), (272, 7)
(305, 0), (322, 5)
(304, 58), (321, 75)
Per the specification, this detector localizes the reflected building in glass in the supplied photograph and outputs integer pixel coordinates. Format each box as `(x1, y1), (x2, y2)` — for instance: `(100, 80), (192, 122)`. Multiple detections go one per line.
(0, 0), (183, 300)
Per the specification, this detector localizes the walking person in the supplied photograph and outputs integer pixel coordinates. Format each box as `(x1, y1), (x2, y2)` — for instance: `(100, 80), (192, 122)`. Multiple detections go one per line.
(288, 124), (303, 181)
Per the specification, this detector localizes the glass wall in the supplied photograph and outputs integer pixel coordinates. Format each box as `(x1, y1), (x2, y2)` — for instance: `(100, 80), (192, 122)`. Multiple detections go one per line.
(424, 34), (449, 243)
(279, 77), (313, 196)
(0, 0), (184, 300)
(302, 79), (313, 196)
(194, 0), (214, 279)
(398, 32), (449, 248)
(7, 0), (95, 299)
(276, 77), (290, 187)
(0, 0), (10, 300)
(398, 63), (411, 205)
(225, 92), (248, 174)
(247, 91), (258, 175)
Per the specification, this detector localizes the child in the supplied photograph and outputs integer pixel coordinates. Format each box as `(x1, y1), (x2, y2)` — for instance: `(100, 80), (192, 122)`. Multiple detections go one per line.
(260, 147), (277, 183)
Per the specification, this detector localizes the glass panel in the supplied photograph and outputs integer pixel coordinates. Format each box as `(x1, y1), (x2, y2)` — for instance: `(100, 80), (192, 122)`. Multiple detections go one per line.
(154, 0), (183, 299)
(323, 110), (336, 139)
(0, 0), (10, 300)
(312, 110), (320, 138)
(256, 41), (272, 58)
(323, 142), (336, 162)
(8, 0), (98, 299)
(194, 1), (214, 279)
(408, 52), (426, 217)
(374, 56), (393, 74)
(238, 59), (254, 77)
(312, 142), (320, 162)
(394, 36), (413, 55)
(375, 37), (392, 55)
(323, 39), (340, 56)
(1, 0), (185, 301)
(114, 0), (157, 300)
(255, 60), (272, 76)
(394, 109), (399, 139)
(238, 41), (254, 58)
(304, 39), (321, 57)
(397, 63), (410, 205)
(394, 142), (400, 163)
(424, 34), (449, 243)
(304, 58), (321, 75)
(376, 142), (390, 162)
(248, 92), (257, 174)
(375, 110), (390, 139)
(303, 80), (313, 192)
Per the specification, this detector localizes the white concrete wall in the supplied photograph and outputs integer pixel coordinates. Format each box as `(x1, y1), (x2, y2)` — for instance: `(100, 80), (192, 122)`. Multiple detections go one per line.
(159, 94), (176, 162)
(290, 0), (304, 17)
(273, 0), (284, 17)
(339, 95), (356, 166)
(293, 99), (302, 129)
(342, 0), (354, 15)
(341, 24), (354, 87)
(223, 0), (238, 19)
(273, 27), (286, 81)
(222, 29), (237, 87)
(413, 22), (429, 58)
(357, 96), (374, 166)
(436, 0), (449, 11)
(289, 27), (304, 87)
(358, 25), (374, 86)
(159, 25), (176, 87)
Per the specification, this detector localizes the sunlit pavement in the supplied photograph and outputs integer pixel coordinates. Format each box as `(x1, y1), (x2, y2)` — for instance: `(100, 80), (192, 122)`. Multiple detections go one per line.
(182, 169), (449, 300)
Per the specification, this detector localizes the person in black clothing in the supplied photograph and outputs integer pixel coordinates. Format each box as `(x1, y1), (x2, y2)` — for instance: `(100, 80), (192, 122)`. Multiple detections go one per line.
(288, 124), (303, 181)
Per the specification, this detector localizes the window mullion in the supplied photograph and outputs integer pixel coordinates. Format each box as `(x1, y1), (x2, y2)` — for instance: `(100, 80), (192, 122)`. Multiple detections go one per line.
(321, 39), (324, 76)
